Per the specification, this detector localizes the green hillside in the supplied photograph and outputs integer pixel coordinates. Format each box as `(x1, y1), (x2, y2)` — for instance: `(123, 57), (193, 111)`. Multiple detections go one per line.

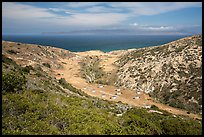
(2, 54), (202, 135)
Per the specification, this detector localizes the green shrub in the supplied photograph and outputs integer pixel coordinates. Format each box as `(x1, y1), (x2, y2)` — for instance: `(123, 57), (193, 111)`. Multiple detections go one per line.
(7, 50), (19, 55)
(58, 78), (68, 87)
(161, 117), (202, 135)
(42, 63), (51, 68)
(169, 101), (185, 109)
(151, 105), (159, 110)
(35, 72), (43, 77)
(175, 46), (185, 53)
(196, 39), (202, 46)
(122, 114), (162, 135)
(2, 55), (17, 66)
(21, 65), (34, 74)
(58, 78), (87, 96)
(2, 71), (26, 93)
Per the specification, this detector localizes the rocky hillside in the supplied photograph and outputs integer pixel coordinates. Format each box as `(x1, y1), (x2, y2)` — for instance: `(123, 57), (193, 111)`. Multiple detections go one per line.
(114, 35), (202, 114)
(2, 41), (202, 135)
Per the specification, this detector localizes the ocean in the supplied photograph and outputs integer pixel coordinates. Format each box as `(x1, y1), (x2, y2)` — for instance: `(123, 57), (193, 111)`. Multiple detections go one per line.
(2, 34), (189, 52)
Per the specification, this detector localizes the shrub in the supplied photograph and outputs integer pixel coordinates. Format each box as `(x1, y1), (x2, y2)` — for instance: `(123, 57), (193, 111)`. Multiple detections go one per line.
(2, 55), (17, 66)
(2, 71), (26, 93)
(161, 117), (201, 135)
(61, 62), (67, 64)
(169, 101), (185, 109)
(31, 89), (45, 94)
(58, 78), (68, 88)
(21, 65), (34, 74)
(122, 114), (162, 135)
(151, 105), (159, 110)
(196, 39), (202, 46)
(35, 71), (43, 77)
(42, 63), (51, 68)
(7, 50), (19, 54)
(58, 78), (87, 96)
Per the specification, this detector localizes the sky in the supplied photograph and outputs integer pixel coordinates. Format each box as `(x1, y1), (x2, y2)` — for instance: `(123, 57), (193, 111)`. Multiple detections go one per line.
(2, 2), (202, 35)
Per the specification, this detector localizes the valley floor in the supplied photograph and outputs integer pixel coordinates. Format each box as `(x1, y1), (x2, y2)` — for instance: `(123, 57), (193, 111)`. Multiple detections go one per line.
(52, 50), (201, 120)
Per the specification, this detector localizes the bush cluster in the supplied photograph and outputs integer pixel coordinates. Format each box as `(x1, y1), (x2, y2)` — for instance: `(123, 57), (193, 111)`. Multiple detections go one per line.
(42, 63), (51, 68)
(2, 71), (26, 94)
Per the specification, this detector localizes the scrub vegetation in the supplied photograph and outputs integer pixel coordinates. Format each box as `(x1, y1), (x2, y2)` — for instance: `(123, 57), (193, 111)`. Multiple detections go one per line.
(2, 55), (202, 135)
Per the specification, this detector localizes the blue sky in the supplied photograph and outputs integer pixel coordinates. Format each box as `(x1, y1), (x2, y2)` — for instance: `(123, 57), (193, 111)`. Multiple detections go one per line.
(2, 2), (202, 35)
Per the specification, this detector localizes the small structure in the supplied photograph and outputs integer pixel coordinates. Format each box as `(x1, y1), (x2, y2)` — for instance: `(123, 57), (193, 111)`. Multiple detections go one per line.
(98, 85), (104, 88)
(116, 113), (123, 117)
(133, 96), (140, 99)
(137, 92), (141, 95)
(101, 94), (106, 98)
(173, 115), (177, 118)
(115, 89), (121, 92)
(143, 105), (151, 109)
(145, 89), (151, 94)
(148, 110), (163, 115)
(115, 92), (122, 95)
(92, 90), (96, 93)
(83, 87), (87, 90)
(111, 96), (117, 99)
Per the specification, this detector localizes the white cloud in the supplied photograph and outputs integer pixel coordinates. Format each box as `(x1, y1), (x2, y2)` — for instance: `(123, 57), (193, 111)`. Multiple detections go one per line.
(3, 2), (56, 19)
(129, 23), (174, 31)
(65, 2), (105, 8)
(110, 2), (201, 16)
(130, 23), (139, 26)
(2, 2), (129, 32)
(85, 5), (124, 13)
(86, 6), (114, 13)
(2, 2), (202, 34)
(48, 8), (76, 14)
(48, 8), (63, 12)
(65, 11), (71, 14)
(145, 26), (174, 31)
(58, 13), (129, 27)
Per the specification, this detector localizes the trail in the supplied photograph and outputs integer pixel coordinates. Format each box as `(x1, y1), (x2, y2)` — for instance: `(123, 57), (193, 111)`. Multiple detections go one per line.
(53, 51), (201, 120)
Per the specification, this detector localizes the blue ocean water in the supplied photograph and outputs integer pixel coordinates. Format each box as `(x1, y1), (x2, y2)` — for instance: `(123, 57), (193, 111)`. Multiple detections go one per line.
(2, 35), (188, 52)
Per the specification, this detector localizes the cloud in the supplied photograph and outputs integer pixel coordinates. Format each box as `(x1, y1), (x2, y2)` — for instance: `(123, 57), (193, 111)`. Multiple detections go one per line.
(48, 8), (76, 15)
(2, 2), (202, 34)
(2, 2), (129, 33)
(48, 8), (63, 12)
(65, 2), (104, 8)
(144, 26), (174, 31)
(2, 2), (60, 33)
(129, 23), (174, 31)
(110, 2), (201, 16)
(64, 13), (129, 26)
(3, 2), (56, 19)
(130, 23), (139, 26)
(59, 2), (202, 16)
(85, 6), (117, 13)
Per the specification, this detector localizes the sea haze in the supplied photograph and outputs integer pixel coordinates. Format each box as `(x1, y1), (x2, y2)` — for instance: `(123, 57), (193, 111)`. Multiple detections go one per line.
(2, 34), (189, 52)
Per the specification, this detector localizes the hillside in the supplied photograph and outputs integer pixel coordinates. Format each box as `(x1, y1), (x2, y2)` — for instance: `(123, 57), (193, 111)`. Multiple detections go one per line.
(2, 35), (202, 135)
(114, 35), (202, 114)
